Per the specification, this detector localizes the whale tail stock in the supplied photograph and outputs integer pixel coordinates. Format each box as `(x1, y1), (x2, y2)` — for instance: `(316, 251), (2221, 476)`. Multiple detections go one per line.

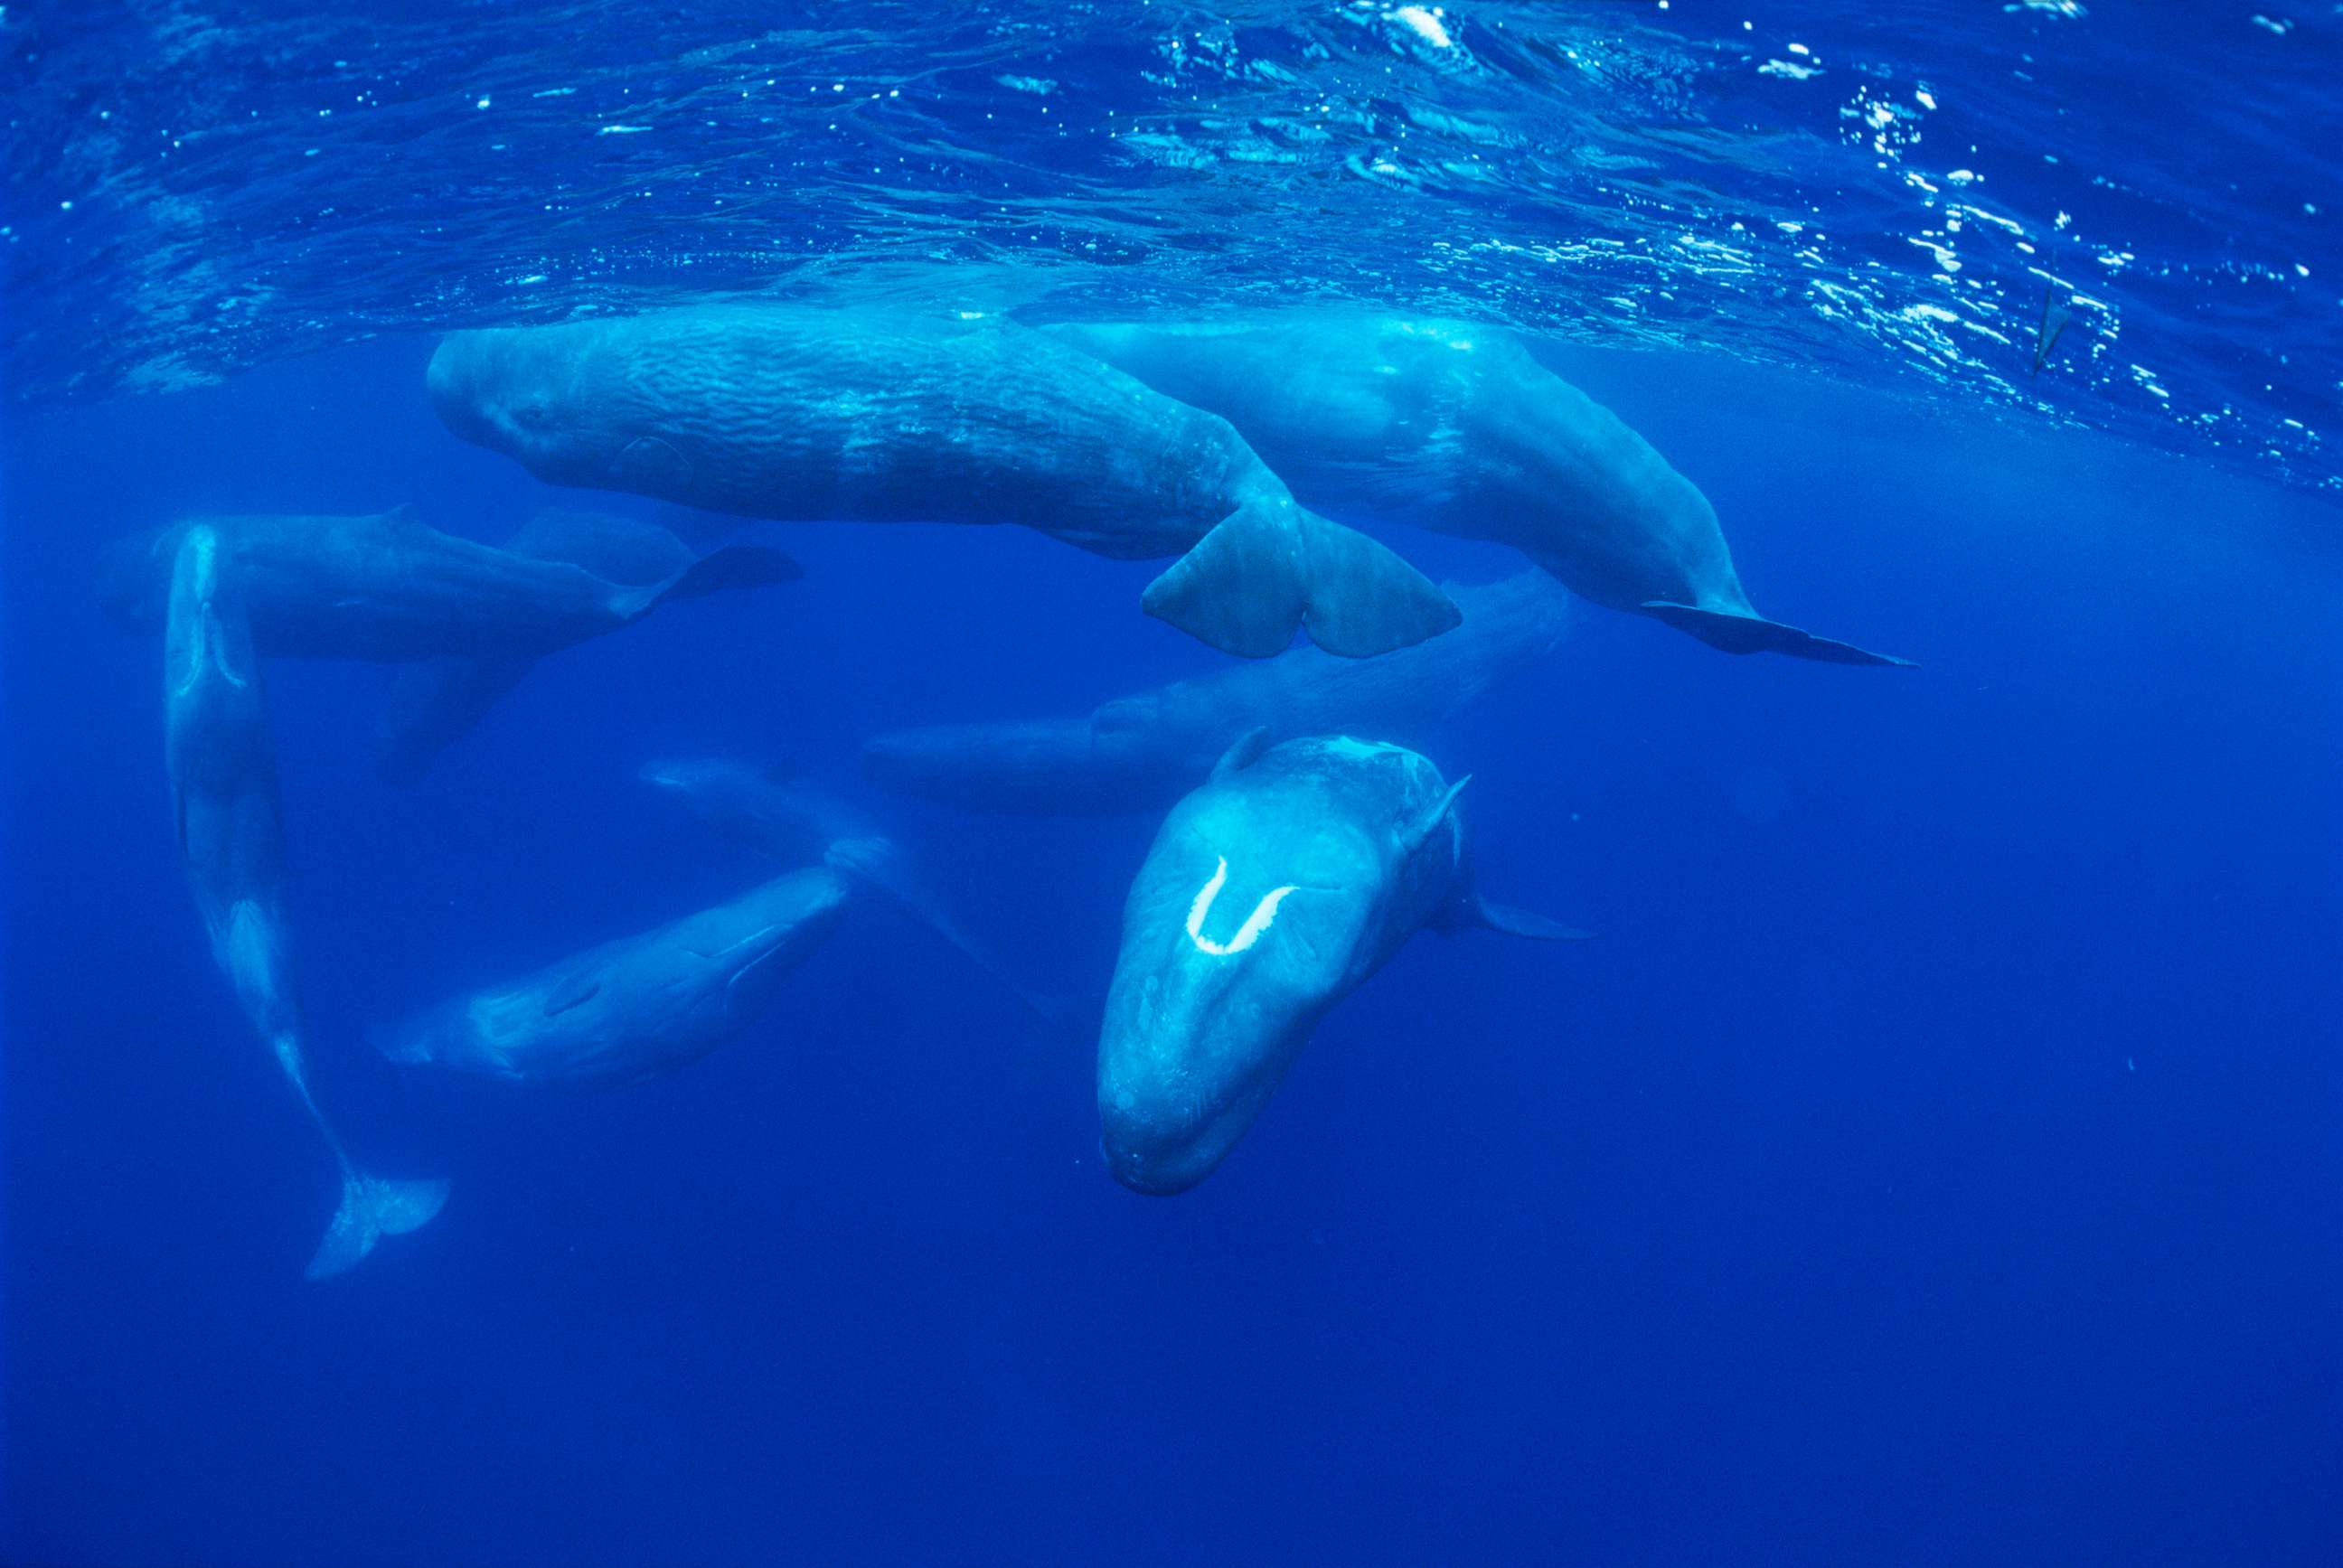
(1638, 601), (1914, 668)
(305, 1166), (452, 1281)
(616, 542), (805, 619)
(1143, 502), (1461, 659)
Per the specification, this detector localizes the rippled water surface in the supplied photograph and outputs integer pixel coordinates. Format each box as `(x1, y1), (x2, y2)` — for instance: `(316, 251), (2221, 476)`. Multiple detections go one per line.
(7, 2), (2338, 498)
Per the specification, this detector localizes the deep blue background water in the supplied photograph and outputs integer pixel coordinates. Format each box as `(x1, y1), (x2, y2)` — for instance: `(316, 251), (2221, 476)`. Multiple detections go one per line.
(5, 330), (2340, 1564)
(8, 0), (2343, 1561)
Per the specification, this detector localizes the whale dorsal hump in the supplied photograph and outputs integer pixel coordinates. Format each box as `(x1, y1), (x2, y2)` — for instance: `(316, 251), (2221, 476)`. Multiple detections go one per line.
(541, 972), (603, 1019)
(1209, 726), (1274, 783)
(1403, 773), (1472, 852)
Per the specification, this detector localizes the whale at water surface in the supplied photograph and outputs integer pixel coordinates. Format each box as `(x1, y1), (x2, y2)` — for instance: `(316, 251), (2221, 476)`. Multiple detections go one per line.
(1045, 314), (1909, 666)
(376, 869), (849, 1091)
(1098, 731), (1587, 1196)
(862, 570), (1573, 816)
(424, 305), (1460, 660)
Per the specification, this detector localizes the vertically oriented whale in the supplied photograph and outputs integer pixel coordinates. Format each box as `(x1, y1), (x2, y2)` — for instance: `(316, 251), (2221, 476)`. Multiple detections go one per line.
(1098, 732), (1587, 1195)
(424, 305), (1462, 659)
(1046, 315), (1909, 665)
(163, 526), (450, 1278)
(376, 870), (851, 1090)
(863, 570), (1573, 815)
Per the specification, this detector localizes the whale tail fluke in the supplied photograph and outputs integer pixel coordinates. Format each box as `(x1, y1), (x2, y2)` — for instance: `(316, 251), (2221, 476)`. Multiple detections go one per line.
(1638, 601), (1914, 668)
(305, 1169), (452, 1282)
(1144, 502), (1461, 660)
(619, 544), (804, 619)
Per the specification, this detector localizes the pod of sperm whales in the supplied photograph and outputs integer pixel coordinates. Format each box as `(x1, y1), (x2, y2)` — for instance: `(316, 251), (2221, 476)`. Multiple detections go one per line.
(1045, 315), (1909, 666)
(375, 509), (796, 783)
(863, 570), (1572, 816)
(163, 526), (449, 1278)
(1098, 732), (1587, 1196)
(102, 505), (800, 662)
(639, 757), (1058, 1022)
(424, 305), (1461, 659)
(376, 869), (850, 1090)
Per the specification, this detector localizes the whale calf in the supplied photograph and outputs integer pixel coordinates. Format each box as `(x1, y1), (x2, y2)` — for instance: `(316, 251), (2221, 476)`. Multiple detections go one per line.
(640, 757), (1057, 1021)
(863, 571), (1572, 815)
(1098, 732), (1586, 1195)
(1046, 314), (1908, 666)
(104, 506), (799, 662)
(375, 509), (794, 782)
(163, 526), (449, 1278)
(425, 305), (1461, 659)
(377, 869), (849, 1090)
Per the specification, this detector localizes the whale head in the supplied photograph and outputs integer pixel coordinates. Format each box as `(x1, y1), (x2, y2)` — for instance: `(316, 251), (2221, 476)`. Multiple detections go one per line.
(1096, 755), (1388, 1195)
(691, 867), (854, 1026)
(428, 324), (663, 490)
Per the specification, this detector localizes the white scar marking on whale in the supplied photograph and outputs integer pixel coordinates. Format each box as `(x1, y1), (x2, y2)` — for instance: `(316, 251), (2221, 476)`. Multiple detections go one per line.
(1185, 857), (1298, 957)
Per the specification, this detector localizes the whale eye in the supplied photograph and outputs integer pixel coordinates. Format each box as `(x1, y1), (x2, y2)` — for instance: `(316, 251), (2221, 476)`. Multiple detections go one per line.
(511, 399), (550, 428)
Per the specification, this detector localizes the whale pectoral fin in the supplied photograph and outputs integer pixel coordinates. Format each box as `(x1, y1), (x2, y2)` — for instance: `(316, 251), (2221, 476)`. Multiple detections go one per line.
(1404, 774), (1473, 850)
(613, 544), (805, 622)
(609, 436), (695, 493)
(541, 972), (603, 1018)
(1467, 895), (1595, 943)
(1638, 602), (1915, 668)
(1143, 503), (1459, 660)
(1209, 726), (1274, 782)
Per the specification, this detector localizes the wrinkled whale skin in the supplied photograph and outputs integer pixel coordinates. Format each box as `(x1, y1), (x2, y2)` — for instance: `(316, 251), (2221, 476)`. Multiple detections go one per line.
(426, 305), (1461, 659)
(1048, 314), (1907, 665)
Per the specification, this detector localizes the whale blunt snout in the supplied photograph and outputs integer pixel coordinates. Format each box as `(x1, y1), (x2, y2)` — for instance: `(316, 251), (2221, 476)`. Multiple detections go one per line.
(427, 331), (553, 460)
(1097, 1093), (1228, 1197)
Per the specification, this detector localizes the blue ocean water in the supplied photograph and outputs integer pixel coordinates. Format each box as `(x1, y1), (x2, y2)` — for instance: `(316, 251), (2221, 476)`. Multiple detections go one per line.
(5, 5), (2341, 1565)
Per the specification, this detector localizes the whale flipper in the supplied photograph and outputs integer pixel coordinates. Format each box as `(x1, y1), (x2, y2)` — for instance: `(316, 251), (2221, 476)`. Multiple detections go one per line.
(1637, 602), (1913, 668)
(614, 543), (804, 621)
(305, 1170), (451, 1281)
(821, 835), (1065, 1025)
(1144, 503), (1460, 660)
(1468, 897), (1595, 943)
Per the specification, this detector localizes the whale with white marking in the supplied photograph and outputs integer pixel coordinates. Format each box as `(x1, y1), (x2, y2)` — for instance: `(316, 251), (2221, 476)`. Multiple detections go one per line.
(1097, 731), (1587, 1195)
